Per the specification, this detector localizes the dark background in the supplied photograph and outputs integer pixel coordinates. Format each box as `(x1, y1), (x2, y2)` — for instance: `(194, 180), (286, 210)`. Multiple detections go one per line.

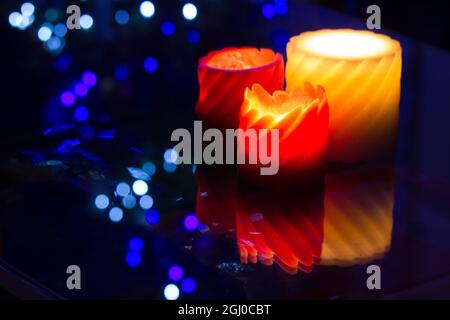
(0, 0), (450, 300)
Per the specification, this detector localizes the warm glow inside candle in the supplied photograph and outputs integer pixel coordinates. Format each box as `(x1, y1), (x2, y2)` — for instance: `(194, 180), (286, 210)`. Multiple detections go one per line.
(196, 47), (284, 130)
(239, 82), (328, 181)
(286, 29), (402, 163)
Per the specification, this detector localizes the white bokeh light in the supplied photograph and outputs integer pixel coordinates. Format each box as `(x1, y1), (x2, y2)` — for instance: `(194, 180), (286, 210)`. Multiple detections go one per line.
(140, 1), (155, 18)
(164, 148), (178, 164)
(132, 180), (148, 196)
(80, 14), (94, 29)
(164, 284), (180, 300)
(8, 12), (23, 27)
(38, 25), (52, 41)
(182, 3), (197, 20)
(21, 2), (35, 16)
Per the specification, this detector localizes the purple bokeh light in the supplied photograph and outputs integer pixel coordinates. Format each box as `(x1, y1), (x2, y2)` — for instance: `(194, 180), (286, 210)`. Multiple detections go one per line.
(82, 71), (97, 87)
(168, 265), (183, 281)
(60, 91), (75, 107)
(74, 82), (88, 97)
(184, 214), (199, 231)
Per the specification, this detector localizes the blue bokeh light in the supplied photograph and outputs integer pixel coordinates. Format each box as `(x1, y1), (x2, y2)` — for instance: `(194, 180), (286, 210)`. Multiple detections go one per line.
(122, 194), (137, 209)
(116, 182), (131, 197)
(163, 161), (177, 173)
(187, 29), (200, 44)
(144, 57), (158, 73)
(139, 195), (154, 210)
(145, 209), (160, 225)
(115, 10), (129, 25)
(109, 207), (124, 222)
(74, 105), (89, 122)
(142, 162), (156, 176)
(275, 0), (288, 15)
(126, 251), (141, 267)
(261, 3), (275, 19)
(181, 278), (196, 293)
(46, 36), (62, 52)
(129, 237), (144, 251)
(95, 194), (109, 210)
(161, 21), (175, 36)
(54, 23), (67, 37)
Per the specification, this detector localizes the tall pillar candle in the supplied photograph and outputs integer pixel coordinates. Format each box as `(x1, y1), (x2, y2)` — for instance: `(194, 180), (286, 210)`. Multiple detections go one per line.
(286, 29), (402, 163)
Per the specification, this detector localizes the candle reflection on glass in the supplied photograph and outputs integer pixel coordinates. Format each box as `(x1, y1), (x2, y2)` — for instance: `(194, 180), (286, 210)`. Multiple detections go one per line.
(286, 29), (402, 163)
(196, 47), (284, 130)
(196, 164), (395, 274)
(321, 165), (395, 266)
(236, 188), (324, 274)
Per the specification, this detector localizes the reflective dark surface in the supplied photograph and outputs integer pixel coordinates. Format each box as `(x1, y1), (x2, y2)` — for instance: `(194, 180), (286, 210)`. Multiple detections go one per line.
(1, 1), (450, 299)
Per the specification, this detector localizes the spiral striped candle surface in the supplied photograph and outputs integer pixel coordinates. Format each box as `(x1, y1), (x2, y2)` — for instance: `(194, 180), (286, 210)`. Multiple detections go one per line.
(286, 29), (402, 163)
(196, 47), (284, 130)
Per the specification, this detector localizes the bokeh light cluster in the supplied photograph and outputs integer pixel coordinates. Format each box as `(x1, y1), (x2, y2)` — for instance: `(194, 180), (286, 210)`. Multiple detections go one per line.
(164, 264), (196, 300)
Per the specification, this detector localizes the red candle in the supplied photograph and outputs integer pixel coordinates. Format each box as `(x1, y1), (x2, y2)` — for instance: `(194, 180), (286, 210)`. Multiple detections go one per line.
(238, 82), (329, 183)
(196, 47), (284, 130)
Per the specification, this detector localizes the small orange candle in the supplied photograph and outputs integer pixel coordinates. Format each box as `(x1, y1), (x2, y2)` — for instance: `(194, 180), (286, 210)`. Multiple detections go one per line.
(196, 47), (284, 130)
(238, 82), (328, 182)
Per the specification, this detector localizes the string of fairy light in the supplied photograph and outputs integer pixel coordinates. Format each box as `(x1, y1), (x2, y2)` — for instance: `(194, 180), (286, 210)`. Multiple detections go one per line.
(7, 0), (289, 301)
(8, 1), (288, 53)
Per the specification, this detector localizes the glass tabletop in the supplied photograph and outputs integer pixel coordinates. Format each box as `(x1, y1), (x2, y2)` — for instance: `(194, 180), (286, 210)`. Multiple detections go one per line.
(1, 1), (450, 300)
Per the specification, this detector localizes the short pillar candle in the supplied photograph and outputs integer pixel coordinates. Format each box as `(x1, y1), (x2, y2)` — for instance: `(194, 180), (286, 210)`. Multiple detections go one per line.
(196, 47), (284, 130)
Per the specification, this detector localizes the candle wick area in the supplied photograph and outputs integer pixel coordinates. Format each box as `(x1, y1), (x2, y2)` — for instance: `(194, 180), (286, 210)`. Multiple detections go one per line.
(204, 47), (280, 70)
(292, 29), (400, 60)
(245, 84), (318, 118)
